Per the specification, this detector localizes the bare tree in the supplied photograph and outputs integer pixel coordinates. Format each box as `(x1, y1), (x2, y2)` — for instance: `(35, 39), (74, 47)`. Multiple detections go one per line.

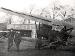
(40, 8), (51, 18)
(29, 5), (35, 15)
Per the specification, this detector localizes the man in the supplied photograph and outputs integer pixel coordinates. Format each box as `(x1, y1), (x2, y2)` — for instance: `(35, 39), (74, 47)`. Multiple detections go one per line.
(60, 26), (73, 45)
(14, 31), (21, 51)
(7, 29), (15, 51)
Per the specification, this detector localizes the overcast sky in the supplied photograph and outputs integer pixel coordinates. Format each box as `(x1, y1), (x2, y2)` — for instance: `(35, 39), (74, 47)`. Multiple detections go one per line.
(0, 0), (75, 12)
(0, 0), (75, 23)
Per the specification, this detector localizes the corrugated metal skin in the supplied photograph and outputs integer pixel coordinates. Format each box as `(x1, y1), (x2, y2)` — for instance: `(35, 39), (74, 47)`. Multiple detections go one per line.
(0, 23), (7, 31)
(7, 24), (36, 30)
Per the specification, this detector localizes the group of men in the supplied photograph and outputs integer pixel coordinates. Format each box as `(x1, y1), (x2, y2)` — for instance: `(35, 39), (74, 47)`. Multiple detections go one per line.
(7, 29), (21, 51)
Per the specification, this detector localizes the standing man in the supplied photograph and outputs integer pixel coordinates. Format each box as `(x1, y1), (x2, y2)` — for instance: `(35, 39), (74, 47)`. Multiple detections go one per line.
(7, 29), (15, 51)
(14, 31), (21, 51)
(60, 26), (73, 45)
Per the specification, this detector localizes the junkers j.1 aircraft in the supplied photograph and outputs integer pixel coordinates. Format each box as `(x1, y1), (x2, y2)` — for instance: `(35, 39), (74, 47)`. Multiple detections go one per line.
(1, 7), (75, 50)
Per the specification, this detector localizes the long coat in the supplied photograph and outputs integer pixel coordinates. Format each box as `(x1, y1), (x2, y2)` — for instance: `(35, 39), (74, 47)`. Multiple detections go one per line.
(14, 32), (21, 44)
(7, 31), (15, 42)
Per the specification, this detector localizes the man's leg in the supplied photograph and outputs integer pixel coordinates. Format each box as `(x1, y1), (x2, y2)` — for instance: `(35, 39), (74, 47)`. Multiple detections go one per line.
(8, 41), (13, 51)
(15, 40), (21, 51)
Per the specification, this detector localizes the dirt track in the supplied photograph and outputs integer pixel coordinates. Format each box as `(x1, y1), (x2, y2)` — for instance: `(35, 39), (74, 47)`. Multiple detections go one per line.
(0, 38), (75, 56)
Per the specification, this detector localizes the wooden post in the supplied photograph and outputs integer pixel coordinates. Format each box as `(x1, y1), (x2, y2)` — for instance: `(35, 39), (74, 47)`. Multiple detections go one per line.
(35, 21), (37, 38)
(39, 22), (40, 31)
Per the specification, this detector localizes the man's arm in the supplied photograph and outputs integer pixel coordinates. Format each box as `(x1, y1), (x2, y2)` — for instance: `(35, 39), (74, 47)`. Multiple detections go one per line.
(66, 28), (73, 31)
(6, 32), (10, 38)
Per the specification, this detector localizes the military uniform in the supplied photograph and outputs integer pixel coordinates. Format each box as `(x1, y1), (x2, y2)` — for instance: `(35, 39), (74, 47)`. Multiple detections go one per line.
(14, 31), (21, 51)
(60, 26), (73, 46)
(7, 29), (15, 50)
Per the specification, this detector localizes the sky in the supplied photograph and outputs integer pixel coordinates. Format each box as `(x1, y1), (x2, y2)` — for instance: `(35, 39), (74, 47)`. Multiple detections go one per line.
(0, 0), (75, 23)
(0, 0), (51, 12)
(0, 0), (75, 12)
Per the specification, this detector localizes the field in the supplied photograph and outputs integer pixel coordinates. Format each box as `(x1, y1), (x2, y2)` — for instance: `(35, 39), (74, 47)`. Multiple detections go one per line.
(0, 38), (75, 56)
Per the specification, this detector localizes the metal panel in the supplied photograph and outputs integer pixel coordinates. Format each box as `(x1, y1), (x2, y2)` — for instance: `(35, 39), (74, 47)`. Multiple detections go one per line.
(7, 24), (36, 30)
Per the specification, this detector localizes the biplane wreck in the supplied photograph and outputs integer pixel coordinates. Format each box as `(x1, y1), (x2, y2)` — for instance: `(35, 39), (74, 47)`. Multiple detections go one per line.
(1, 7), (75, 50)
